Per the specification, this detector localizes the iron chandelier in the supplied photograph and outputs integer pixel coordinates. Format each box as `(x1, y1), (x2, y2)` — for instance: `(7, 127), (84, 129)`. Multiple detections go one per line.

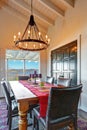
(14, 0), (50, 51)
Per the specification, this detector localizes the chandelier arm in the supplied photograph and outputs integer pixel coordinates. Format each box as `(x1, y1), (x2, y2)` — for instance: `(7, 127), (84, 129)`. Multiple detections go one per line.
(29, 25), (32, 38)
(34, 25), (39, 40)
(21, 22), (29, 39)
(34, 22), (44, 41)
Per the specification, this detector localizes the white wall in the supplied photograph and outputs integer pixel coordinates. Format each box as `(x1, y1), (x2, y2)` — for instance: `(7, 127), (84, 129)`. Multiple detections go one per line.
(40, 50), (47, 81)
(47, 0), (87, 113)
(0, 49), (6, 97)
(0, 0), (87, 114)
(0, 7), (27, 49)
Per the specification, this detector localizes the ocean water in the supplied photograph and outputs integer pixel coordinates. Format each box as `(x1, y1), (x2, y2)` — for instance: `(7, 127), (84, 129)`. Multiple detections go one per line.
(7, 69), (39, 80)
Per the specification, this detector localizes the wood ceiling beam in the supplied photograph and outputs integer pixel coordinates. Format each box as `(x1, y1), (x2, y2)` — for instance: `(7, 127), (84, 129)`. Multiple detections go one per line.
(2, 2), (47, 34)
(60, 0), (74, 8)
(39, 0), (65, 17)
(32, 55), (39, 61)
(15, 51), (22, 59)
(6, 50), (39, 61)
(25, 53), (39, 61)
(2, 3), (27, 22)
(29, 54), (39, 61)
(13, 0), (54, 25)
(24, 52), (31, 60)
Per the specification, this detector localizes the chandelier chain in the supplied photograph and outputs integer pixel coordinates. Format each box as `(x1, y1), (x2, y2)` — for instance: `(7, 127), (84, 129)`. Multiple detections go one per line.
(31, 0), (33, 15)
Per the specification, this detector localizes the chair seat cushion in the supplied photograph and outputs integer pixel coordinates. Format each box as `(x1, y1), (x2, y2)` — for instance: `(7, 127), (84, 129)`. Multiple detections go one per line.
(32, 85), (82, 130)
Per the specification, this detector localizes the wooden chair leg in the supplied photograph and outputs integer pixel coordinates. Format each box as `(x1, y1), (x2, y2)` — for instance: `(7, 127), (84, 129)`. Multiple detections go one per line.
(33, 114), (39, 130)
(7, 105), (8, 110)
(7, 109), (10, 125)
(8, 109), (12, 130)
(69, 123), (74, 130)
(73, 120), (78, 130)
(30, 111), (32, 118)
(36, 119), (39, 130)
(7, 118), (9, 125)
(33, 115), (36, 130)
(8, 115), (12, 130)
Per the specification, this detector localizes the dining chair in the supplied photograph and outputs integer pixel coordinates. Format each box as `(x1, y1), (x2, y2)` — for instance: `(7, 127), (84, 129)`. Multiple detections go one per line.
(18, 75), (29, 80)
(2, 80), (15, 101)
(1, 81), (18, 130)
(32, 84), (82, 130)
(45, 76), (54, 84)
(57, 77), (72, 87)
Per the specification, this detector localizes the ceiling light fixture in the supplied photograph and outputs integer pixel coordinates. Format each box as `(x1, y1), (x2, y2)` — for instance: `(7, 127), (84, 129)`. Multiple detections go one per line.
(14, 0), (50, 51)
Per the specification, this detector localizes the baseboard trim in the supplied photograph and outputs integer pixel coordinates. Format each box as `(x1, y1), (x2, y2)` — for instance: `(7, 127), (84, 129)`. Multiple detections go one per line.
(78, 109), (87, 120)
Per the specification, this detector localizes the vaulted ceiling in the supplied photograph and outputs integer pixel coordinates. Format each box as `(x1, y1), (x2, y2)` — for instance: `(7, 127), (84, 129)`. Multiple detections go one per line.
(0, 0), (75, 60)
(0, 0), (75, 35)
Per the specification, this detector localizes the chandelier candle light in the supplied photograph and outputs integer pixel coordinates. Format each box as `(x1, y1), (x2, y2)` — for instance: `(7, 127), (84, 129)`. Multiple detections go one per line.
(14, 0), (50, 51)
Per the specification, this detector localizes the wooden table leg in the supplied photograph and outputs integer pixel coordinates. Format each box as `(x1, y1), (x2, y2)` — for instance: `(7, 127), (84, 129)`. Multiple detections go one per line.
(18, 101), (29, 130)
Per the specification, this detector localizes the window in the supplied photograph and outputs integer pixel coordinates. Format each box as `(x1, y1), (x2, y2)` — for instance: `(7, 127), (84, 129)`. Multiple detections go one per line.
(6, 50), (40, 80)
(25, 60), (39, 75)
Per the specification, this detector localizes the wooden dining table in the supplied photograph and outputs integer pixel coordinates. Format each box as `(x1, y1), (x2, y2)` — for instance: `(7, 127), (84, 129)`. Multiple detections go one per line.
(9, 80), (64, 130)
(9, 81), (39, 130)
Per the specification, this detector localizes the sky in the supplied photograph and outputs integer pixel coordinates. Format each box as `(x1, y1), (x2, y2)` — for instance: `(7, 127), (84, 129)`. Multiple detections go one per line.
(7, 59), (39, 69)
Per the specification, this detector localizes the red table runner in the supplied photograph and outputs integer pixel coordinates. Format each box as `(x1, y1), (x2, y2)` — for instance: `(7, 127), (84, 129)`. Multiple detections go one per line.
(19, 80), (53, 117)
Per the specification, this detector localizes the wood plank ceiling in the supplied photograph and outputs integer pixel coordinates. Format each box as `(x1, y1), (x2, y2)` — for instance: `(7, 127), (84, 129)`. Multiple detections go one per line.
(0, 0), (75, 60)
(0, 0), (75, 34)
